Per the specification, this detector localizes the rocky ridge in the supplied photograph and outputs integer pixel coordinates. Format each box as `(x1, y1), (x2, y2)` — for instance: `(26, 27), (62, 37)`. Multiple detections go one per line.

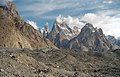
(0, 2), (56, 49)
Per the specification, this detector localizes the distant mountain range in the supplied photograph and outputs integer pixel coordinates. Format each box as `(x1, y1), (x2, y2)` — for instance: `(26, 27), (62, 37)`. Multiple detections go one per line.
(0, 1), (119, 51)
(0, 1), (120, 77)
(42, 16), (119, 51)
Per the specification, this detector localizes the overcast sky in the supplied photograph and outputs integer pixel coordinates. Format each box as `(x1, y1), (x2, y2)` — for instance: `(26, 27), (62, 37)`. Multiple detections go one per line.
(13, 0), (120, 38)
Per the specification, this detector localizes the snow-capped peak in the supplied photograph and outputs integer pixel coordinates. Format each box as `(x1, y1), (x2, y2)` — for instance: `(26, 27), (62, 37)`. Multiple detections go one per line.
(51, 15), (87, 42)
(26, 20), (39, 30)
(55, 15), (63, 24)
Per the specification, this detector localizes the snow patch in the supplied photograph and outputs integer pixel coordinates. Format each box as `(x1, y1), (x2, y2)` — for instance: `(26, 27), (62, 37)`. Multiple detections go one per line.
(27, 20), (39, 30)
(41, 27), (44, 34)
(65, 34), (73, 37)
(92, 30), (95, 33)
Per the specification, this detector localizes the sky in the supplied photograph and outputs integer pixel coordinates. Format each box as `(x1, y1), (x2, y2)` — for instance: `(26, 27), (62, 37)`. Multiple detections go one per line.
(12, 0), (120, 38)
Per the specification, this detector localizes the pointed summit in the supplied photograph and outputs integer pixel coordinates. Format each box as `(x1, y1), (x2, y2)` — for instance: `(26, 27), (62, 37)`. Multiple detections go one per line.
(67, 23), (112, 52)
(43, 22), (49, 37)
(47, 15), (84, 48)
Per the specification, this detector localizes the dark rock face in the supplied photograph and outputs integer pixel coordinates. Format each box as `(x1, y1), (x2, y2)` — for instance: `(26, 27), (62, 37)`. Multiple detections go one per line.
(106, 35), (120, 47)
(0, 2), (56, 49)
(47, 17), (79, 48)
(116, 40), (120, 46)
(106, 35), (117, 44)
(67, 23), (112, 52)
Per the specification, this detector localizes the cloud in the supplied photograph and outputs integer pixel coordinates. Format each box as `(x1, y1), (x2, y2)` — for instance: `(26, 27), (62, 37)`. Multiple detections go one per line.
(81, 13), (120, 38)
(27, 20), (39, 30)
(56, 15), (85, 30)
(14, 0), (120, 38)
(55, 14), (120, 38)
(14, 0), (111, 17)
(103, 0), (113, 4)
(0, 0), (13, 6)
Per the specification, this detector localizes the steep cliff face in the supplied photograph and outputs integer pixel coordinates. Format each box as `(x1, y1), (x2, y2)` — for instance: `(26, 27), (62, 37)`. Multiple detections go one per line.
(106, 35), (120, 47)
(67, 23), (112, 52)
(47, 16), (83, 48)
(106, 35), (117, 44)
(0, 2), (56, 49)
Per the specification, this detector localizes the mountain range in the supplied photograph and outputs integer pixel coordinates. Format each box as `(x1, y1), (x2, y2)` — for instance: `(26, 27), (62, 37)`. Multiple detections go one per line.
(0, 1), (120, 77)
(0, 1), (119, 51)
(43, 16), (119, 51)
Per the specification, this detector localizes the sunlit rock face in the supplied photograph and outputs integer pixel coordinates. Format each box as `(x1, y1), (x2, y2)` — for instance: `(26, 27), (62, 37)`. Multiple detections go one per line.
(0, 2), (56, 49)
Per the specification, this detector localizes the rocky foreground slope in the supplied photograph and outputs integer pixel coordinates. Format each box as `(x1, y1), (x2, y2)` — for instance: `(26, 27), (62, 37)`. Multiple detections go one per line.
(0, 2), (56, 49)
(0, 48), (120, 77)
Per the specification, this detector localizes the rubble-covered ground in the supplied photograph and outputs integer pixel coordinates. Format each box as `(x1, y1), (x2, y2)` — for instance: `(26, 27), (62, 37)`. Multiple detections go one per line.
(0, 48), (120, 77)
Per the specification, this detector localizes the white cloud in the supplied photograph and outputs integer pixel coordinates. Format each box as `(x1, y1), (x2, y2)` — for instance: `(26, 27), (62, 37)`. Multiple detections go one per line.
(27, 20), (39, 30)
(63, 16), (85, 29)
(7, 0), (13, 1)
(81, 13), (120, 38)
(56, 15), (85, 30)
(14, 0), (120, 38)
(0, 0), (13, 6)
(55, 14), (120, 38)
(103, 0), (113, 4)
(16, 0), (105, 17)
